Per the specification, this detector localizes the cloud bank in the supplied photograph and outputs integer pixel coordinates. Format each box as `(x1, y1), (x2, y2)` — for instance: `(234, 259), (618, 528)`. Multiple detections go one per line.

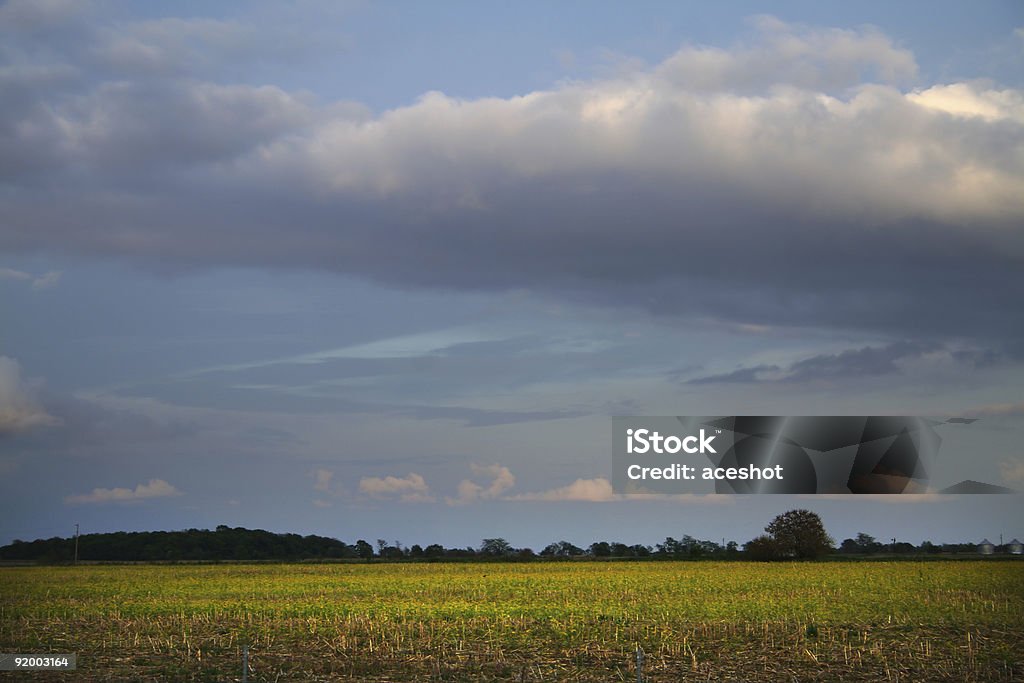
(2, 11), (1022, 344)
(689, 340), (945, 384)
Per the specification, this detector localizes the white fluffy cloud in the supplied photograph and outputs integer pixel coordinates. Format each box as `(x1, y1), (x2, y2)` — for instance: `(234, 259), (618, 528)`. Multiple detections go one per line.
(359, 472), (434, 503)
(256, 26), (1017, 226)
(446, 463), (516, 505)
(0, 356), (59, 434)
(507, 477), (617, 502)
(908, 83), (1024, 123)
(654, 16), (918, 91)
(64, 478), (182, 504)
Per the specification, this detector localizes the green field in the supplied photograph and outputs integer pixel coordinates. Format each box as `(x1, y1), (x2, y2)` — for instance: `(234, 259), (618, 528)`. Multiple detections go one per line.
(1, 561), (1022, 681)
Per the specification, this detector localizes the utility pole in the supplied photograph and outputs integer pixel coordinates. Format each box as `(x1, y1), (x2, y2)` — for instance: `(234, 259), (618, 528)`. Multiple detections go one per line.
(74, 523), (79, 565)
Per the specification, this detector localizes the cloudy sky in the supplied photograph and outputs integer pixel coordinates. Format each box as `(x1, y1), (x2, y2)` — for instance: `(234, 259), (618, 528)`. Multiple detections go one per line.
(2, 0), (1023, 550)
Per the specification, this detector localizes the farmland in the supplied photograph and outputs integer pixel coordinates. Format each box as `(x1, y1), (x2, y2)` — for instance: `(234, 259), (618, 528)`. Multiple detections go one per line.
(1, 561), (1022, 681)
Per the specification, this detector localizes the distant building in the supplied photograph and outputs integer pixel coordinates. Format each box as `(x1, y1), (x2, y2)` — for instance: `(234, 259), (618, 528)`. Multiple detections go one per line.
(1007, 539), (1023, 555)
(977, 539), (995, 555)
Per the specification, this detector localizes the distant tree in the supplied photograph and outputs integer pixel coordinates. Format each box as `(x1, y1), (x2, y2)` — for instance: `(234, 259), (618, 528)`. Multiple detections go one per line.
(589, 541), (611, 557)
(655, 535), (718, 558)
(609, 542), (631, 557)
(764, 509), (833, 559)
(839, 538), (861, 554)
(541, 540), (584, 557)
(409, 544), (424, 559)
(380, 542), (405, 560)
(560, 541), (584, 557)
(680, 535), (699, 554)
(743, 535), (778, 561)
(354, 539), (374, 560)
(856, 532), (883, 554)
(479, 538), (513, 557)
(657, 537), (683, 557)
(423, 543), (445, 559)
(694, 540), (720, 557)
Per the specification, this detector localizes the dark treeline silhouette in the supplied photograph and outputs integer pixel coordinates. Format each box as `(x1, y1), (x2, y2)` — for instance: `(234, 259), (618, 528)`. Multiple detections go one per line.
(0, 523), (1013, 564)
(0, 526), (353, 563)
(835, 532), (979, 556)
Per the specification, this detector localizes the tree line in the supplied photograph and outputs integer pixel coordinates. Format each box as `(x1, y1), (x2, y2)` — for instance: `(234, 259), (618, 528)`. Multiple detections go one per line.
(0, 511), (1005, 563)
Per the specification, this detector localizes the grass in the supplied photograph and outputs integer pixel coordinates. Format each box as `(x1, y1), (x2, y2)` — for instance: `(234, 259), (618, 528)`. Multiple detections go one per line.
(1, 561), (1022, 681)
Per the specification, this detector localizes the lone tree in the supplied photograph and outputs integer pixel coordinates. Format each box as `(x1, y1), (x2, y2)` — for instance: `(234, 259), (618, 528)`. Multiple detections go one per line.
(763, 509), (833, 559)
(479, 538), (513, 557)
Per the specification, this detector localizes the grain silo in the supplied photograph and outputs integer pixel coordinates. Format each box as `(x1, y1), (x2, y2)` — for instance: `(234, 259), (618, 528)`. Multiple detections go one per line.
(1007, 539), (1023, 555)
(977, 539), (995, 555)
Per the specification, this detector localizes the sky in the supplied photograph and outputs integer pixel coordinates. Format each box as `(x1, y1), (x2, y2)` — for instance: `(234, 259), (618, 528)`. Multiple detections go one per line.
(1, 0), (1023, 550)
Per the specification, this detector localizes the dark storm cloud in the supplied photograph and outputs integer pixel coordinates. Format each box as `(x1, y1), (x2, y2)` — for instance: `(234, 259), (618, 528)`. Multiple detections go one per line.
(7, 390), (198, 456)
(784, 340), (942, 381)
(688, 364), (782, 385)
(2, 7), (1023, 343)
(689, 340), (956, 384)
